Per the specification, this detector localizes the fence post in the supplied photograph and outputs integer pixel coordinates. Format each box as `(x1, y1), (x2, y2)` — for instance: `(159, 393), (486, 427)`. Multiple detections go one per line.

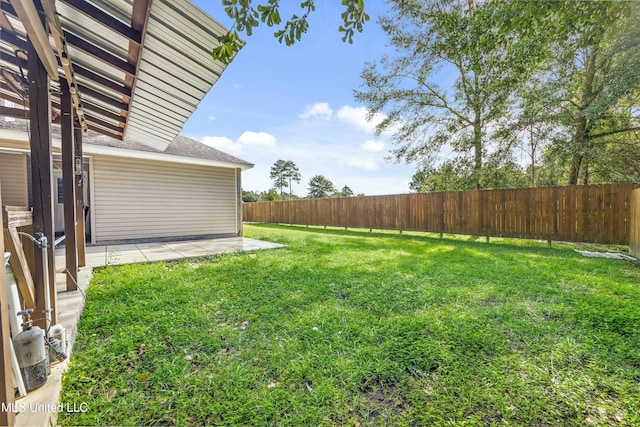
(439, 192), (445, 239)
(630, 189), (640, 258)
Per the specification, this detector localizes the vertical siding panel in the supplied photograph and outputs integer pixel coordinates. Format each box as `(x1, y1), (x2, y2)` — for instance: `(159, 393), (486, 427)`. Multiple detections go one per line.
(93, 156), (237, 242)
(0, 152), (28, 206)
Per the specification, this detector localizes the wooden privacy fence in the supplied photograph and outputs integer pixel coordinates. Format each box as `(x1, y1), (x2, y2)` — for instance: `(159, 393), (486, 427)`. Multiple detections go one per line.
(630, 188), (640, 256)
(243, 184), (640, 245)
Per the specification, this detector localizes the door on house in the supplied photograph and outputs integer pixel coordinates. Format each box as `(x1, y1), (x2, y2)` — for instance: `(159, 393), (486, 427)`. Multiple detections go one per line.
(53, 171), (64, 237)
(52, 169), (91, 242)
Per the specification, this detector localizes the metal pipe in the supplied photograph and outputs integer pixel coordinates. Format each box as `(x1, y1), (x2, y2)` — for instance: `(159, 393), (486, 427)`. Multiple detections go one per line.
(41, 235), (51, 335)
(16, 232), (52, 335)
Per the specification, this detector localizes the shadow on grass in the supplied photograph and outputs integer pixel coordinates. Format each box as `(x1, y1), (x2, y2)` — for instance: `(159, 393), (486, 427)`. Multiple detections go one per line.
(246, 222), (587, 259)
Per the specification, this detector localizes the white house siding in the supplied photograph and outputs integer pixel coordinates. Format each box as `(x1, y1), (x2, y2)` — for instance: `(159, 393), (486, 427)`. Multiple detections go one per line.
(92, 155), (238, 243)
(0, 152), (28, 206)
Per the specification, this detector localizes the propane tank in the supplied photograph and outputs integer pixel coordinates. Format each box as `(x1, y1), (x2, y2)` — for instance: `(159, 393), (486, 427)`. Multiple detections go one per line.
(13, 309), (48, 392)
(47, 324), (68, 364)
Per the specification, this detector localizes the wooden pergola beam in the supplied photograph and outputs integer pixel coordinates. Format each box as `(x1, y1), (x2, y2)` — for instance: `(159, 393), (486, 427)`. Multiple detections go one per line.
(49, 85), (128, 122)
(52, 96), (127, 124)
(41, 0), (88, 132)
(0, 83), (28, 107)
(64, 32), (136, 76)
(0, 27), (29, 51)
(27, 36), (57, 329)
(72, 63), (132, 98)
(0, 105), (27, 118)
(80, 103), (127, 123)
(53, 113), (124, 135)
(61, 83), (78, 291)
(81, 115), (124, 134)
(78, 84), (129, 111)
(9, 0), (59, 81)
(3, 227), (36, 310)
(0, 69), (26, 101)
(73, 120), (86, 267)
(125, 0), (151, 90)
(61, 0), (142, 44)
(86, 123), (123, 140)
(0, 1), (12, 31)
(0, 50), (27, 69)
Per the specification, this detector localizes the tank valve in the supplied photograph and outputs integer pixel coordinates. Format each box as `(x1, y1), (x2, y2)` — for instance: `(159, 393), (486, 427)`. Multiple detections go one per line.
(18, 308), (34, 330)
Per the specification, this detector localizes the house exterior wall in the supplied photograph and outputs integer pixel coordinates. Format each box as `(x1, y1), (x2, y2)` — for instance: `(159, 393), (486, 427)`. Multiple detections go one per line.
(0, 152), (28, 207)
(92, 154), (238, 243)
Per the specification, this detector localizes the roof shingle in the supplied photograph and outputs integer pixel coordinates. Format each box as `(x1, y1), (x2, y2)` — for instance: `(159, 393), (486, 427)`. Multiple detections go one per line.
(0, 119), (253, 168)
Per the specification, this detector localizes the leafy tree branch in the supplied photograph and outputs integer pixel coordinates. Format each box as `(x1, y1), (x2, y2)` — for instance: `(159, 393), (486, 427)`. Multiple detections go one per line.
(212, 0), (369, 63)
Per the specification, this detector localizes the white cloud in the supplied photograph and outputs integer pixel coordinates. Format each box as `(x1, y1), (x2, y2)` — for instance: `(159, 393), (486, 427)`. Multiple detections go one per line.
(344, 157), (379, 171)
(336, 105), (388, 134)
(238, 131), (277, 148)
(360, 140), (384, 152)
(299, 102), (333, 120)
(201, 131), (277, 155)
(208, 115), (217, 121)
(201, 136), (243, 155)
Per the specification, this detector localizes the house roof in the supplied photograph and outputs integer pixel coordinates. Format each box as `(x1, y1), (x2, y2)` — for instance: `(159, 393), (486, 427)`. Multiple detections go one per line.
(0, 0), (237, 150)
(84, 130), (254, 170)
(0, 119), (254, 170)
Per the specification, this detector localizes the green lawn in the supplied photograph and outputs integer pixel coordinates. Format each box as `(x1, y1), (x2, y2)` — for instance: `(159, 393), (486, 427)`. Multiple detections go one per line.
(59, 224), (640, 426)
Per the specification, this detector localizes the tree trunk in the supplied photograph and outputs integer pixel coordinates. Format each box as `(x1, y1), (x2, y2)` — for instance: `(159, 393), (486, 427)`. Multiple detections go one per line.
(578, 161), (589, 185)
(473, 108), (483, 189)
(474, 133), (482, 189)
(569, 113), (587, 185)
(529, 126), (536, 187)
(568, 47), (598, 185)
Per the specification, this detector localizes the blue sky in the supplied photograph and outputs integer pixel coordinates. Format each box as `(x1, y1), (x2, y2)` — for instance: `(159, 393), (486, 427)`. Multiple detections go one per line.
(181, 1), (417, 196)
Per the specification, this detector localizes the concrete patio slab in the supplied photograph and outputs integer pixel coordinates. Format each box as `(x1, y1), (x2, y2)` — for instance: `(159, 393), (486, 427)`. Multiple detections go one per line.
(164, 241), (209, 257)
(71, 237), (285, 267)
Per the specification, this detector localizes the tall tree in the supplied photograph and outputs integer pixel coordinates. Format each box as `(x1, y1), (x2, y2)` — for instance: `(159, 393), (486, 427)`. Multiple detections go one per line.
(341, 185), (354, 197)
(242, 190), (260, 202)
(269, 160), (301, 195)
(494, 78), (561, 187)
(534, 1), (640, 184)
(410, 161), (473, 192)
(409, 154), (527, 192)
(308, 175), (336, 198)
(212, 0), (369, 63)
(262, 188), (283, 201)
(355, 0), (545, 189)
(284, 161), (302, 195)
(269, 160), (288, 194)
